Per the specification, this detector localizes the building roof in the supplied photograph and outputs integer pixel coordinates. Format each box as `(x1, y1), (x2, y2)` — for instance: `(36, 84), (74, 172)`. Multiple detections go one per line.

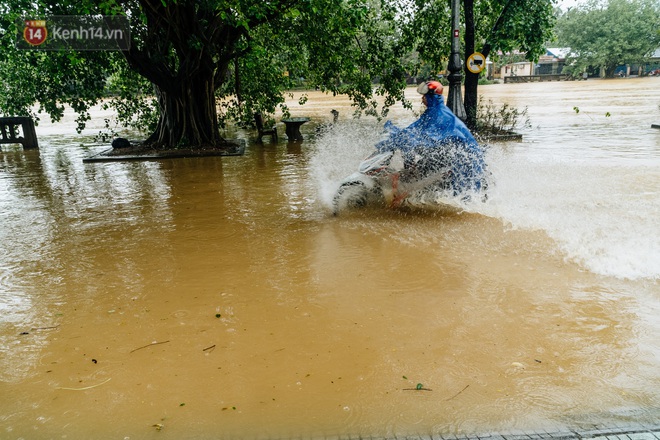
(545, 47), (571, 59)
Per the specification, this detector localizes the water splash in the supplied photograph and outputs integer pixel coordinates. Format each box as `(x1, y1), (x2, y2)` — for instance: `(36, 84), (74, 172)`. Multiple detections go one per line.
(310, 118), (486, 213)
(478, 146), (660, 281)
(310, 119), (387, 209)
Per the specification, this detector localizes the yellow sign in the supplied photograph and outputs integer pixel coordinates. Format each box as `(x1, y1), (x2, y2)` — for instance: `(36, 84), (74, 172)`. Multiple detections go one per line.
(467, 52), (486, 74)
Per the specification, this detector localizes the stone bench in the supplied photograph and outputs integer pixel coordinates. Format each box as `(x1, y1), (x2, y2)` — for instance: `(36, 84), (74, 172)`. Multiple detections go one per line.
(0, 117), (39, 149)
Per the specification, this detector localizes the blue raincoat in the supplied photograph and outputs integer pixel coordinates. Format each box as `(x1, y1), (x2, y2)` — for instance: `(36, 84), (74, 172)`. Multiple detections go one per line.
(375, 94), (486, 193)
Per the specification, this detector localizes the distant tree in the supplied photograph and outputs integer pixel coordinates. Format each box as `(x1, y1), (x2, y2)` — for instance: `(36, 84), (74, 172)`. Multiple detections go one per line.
(555, 0), (660, 78)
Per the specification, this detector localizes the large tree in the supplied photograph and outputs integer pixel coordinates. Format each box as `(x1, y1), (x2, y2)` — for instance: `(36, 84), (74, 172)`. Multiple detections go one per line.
(0, 0), (408, 148)
(555, 0), (660, 78)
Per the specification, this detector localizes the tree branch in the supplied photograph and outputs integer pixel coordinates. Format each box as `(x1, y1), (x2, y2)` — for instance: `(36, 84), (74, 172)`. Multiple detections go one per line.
(480, 0), (515, 59)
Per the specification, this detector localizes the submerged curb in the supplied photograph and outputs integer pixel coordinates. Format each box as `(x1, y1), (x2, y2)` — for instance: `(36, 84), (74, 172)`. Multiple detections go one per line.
(82, 140), (246, 163)
(460, 427), (660, 440)
(289, 425), (660, 440)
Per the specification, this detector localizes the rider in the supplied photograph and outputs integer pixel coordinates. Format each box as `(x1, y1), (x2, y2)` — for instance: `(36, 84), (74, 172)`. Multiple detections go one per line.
(375, 80), (487, 200)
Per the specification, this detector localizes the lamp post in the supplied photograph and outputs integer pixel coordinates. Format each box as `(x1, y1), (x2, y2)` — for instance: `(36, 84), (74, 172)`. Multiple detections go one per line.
(446, 0), (467, 121)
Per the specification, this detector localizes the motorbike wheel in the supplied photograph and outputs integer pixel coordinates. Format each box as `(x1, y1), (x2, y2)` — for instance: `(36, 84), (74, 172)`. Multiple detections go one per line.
(332, 181), (370, 215)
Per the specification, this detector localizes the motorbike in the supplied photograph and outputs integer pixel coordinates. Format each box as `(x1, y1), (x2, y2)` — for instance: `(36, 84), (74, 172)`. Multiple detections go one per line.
(332, 149), (457, 215)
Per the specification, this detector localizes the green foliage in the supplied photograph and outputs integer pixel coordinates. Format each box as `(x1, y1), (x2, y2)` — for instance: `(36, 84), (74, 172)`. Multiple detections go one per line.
(1, 0), (412, 142)
(295, 0), (410, 118)
(99, 62), (159, 139)
(213, 0), (412, 125)
(396, 0), (555, 68)
(394, 0), (555, 128)
(0, 0), (118, 132)
(0, 0), (556, 145)
(395, 1), (452, 73)
(217, 33), (293, 127)
(555, 0), (660, 77)
(572, 106), (613, 121)
(483, 0), (556, 62)
(475, 97), (530, 135)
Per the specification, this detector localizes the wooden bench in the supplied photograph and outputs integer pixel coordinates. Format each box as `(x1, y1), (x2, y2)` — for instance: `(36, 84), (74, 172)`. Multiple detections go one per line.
(254, 113), (278, 142)
(0, 117), (39, 149)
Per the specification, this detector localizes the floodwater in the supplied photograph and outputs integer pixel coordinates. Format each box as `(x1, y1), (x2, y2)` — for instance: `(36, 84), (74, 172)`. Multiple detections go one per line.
(1, 78), (659, 440)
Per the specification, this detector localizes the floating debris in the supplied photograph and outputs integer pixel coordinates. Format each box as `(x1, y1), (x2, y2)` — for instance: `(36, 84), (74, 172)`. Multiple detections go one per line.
(130, 340), (170, 353)
(55, 378), (111, 391)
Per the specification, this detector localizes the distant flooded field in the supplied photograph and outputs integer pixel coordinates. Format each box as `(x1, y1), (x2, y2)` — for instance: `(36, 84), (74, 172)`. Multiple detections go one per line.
(1, 78), (659, 439)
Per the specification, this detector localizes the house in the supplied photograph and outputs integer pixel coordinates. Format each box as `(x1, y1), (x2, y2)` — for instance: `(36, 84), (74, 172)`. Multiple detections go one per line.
(644, 48), (660, 75)
(499, 46), (660, 79)
(500, 61), (535, 78)
(613, 48), (660, 76)
(500, 48), (569, 78)
(498, 48), (570, 81)
(537, 48), (569, 75)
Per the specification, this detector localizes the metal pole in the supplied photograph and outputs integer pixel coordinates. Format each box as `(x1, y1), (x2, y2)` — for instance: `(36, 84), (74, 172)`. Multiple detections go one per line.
(446, 0), (467, 121)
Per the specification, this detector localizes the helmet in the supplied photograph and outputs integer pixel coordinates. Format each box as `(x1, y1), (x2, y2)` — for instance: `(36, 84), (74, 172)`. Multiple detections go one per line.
(417, 80), (444, 96)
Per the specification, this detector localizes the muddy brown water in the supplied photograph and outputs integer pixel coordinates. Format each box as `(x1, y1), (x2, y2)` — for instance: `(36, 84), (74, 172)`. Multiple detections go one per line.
(1, 78), (659, 439)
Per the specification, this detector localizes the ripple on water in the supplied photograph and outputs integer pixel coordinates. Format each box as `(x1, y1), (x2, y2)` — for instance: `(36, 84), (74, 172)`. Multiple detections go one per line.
(171, 309), (191, 319)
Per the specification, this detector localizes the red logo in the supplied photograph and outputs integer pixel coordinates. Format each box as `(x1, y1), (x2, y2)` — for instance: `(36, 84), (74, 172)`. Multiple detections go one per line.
(23, 20), (48, 46)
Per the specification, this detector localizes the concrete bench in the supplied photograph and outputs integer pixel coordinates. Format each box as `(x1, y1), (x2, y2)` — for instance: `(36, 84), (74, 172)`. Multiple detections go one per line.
(254, 113), (278, 142)
(0, 117), (39, 149)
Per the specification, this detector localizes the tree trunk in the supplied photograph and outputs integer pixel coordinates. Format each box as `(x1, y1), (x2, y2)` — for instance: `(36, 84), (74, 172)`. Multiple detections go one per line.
(464, 0), (516, 131)
(124, 44), (227, 149)
(463, 0), (479, 130)
(143, 65), (223, 148)
(122, 0), (240, 150)
(604, 65), (617, 78)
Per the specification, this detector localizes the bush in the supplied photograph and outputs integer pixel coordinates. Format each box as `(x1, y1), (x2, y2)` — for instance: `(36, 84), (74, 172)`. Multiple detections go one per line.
(475, 96), (530, 137)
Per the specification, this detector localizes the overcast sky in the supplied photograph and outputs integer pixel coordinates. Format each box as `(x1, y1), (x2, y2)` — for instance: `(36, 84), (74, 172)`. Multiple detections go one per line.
(556, 0), (585, 10)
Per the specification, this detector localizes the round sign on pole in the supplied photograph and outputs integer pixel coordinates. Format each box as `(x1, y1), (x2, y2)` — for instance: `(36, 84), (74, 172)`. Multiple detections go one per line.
(467, 52), (486, 74)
